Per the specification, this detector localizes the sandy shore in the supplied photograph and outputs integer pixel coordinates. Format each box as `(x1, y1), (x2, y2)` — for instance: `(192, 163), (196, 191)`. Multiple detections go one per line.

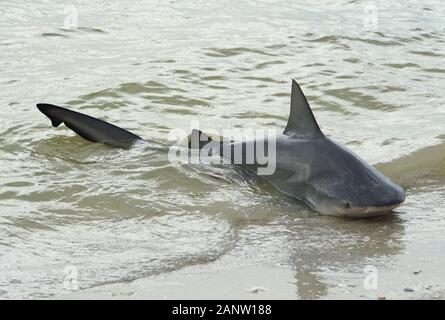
(61, 262), (444, 300)
(63, 264), (297, 300)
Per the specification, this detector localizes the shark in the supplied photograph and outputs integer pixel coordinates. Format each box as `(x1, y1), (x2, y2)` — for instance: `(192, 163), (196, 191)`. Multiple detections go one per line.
(36, 80), (405, 217)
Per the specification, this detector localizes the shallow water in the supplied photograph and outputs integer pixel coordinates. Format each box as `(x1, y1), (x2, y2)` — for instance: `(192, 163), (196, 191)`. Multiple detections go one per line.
(1, 0), (445, 299)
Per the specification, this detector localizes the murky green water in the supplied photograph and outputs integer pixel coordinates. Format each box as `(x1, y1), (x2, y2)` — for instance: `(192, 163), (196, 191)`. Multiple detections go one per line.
(1, 0), (445, 299)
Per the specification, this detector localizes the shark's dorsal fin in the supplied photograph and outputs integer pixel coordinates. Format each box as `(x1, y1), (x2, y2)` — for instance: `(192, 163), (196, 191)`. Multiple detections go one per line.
(283, 80), (323, 138)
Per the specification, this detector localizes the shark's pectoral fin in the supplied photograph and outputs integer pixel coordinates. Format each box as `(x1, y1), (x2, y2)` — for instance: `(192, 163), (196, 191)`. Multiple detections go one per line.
(36, 103), (143, 148)
(49, 118), (63, 127)
(283, 80), (323, 138)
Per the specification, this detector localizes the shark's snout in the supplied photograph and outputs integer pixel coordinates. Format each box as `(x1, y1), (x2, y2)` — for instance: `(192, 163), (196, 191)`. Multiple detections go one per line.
(332, 184), (406, 217)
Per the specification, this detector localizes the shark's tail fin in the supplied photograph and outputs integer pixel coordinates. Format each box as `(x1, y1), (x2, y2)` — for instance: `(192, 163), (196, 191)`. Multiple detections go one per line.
(36, 103), (143, 148)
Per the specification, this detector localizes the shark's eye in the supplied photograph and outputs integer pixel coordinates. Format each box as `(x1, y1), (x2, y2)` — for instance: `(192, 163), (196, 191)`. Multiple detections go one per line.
(344, 202), (351, 209)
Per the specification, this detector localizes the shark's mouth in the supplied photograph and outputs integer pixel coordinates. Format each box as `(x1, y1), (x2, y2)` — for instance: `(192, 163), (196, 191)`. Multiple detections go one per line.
(330, 203), (404, 218)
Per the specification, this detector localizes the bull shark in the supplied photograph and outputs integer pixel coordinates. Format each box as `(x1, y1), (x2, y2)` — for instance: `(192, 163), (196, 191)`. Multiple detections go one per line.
(36, 80), (405, 217)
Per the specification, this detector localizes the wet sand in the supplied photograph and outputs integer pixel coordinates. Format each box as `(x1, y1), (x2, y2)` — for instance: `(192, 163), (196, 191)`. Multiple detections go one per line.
(64, 259), (444, 300)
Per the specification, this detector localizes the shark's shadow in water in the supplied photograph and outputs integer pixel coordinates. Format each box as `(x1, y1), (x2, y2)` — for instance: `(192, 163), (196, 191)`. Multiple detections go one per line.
(284, 214), (405, 299)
